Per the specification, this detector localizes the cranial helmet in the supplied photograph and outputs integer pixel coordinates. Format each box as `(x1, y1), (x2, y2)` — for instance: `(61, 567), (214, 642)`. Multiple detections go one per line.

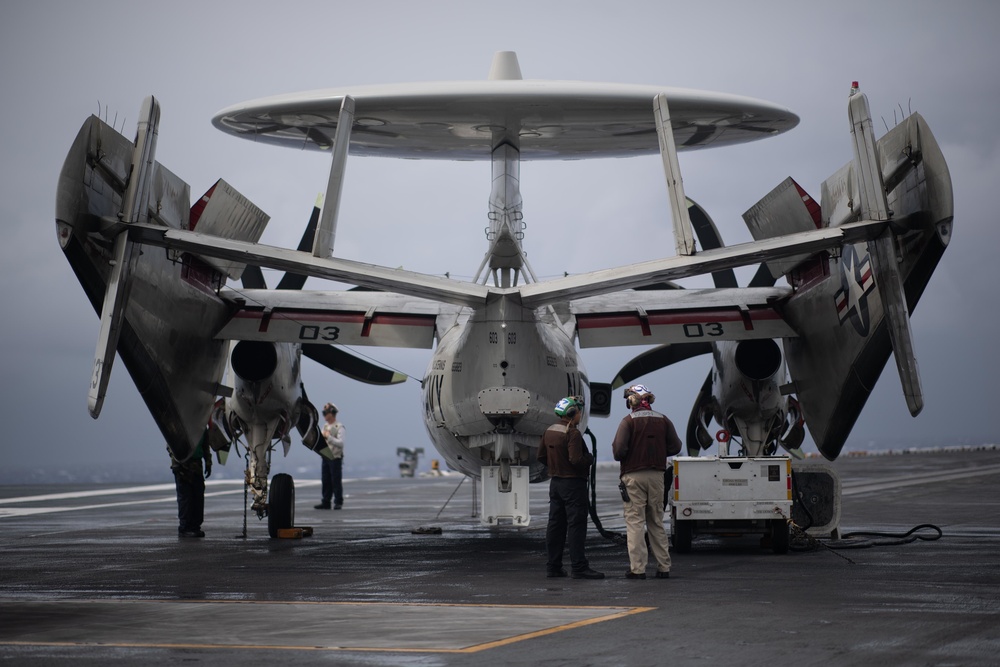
(623, 384), (654, 407)
(322, 402), (338, 416)
(554, 395), (584, 418)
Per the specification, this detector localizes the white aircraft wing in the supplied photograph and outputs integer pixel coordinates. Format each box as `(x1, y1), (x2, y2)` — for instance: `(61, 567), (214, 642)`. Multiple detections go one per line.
(127, 223), (489, 308)
(129, 218), (889, 317)
(215, 289), (448, 349)
(517, 218), (889, 309)
(570, 287), (795, 348)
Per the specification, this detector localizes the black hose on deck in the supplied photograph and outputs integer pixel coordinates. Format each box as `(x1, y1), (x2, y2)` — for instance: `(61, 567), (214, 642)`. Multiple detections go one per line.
(829, 524), (943, 549)
(585, 428), (627, 546)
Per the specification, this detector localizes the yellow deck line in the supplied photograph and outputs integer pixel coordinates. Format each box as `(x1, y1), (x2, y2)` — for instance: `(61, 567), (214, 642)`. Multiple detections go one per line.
(0, 600), (656, 654)
(459, 606), (654, 653)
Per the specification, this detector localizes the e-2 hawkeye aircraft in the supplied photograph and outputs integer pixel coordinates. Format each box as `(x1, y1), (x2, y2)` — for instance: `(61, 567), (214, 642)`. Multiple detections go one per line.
(56, 53), (952, 537)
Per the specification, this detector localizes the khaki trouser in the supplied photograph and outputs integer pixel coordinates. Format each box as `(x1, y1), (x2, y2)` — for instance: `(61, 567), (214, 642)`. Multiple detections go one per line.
(621, 469), (671, 574)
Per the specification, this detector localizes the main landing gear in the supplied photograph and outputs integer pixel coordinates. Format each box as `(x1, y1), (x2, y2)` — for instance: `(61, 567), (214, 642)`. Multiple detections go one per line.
(267, 473), (295, 539)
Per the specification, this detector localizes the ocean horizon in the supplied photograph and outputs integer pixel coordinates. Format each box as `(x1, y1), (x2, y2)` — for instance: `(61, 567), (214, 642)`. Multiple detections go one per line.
(3, 439), (996, 486)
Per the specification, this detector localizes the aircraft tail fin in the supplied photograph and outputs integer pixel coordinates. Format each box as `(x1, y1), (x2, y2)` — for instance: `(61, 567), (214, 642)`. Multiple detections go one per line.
(779, 109), (953, 459)
(742, 177), (822, 278)
(188, 179), (270, 281)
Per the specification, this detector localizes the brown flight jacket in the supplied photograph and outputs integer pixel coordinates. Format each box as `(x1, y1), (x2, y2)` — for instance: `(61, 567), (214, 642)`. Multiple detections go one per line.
(537, 421), (593, 479)
(611, 409), (682, 476)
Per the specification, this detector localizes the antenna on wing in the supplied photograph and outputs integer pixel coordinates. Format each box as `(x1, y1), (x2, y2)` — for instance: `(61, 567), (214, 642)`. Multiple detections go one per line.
(488, 51), (522, 80)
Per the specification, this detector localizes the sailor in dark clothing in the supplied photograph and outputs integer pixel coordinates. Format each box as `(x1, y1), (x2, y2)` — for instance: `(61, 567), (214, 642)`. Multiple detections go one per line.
(170, 436), (212, 538)
(537, 396), (604, 580)
(315, 403), (345, 510)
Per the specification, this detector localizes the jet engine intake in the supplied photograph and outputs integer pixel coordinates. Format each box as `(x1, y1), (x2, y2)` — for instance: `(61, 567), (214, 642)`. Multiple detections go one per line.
(231, 341), (278, 382)
(734, 339), (782, 381)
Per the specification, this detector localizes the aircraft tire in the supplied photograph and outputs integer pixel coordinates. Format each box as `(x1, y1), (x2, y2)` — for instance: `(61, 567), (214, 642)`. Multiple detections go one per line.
(268, 473), (295, 538)
(770, 519), (790, 554)
(672, 520), (693, 553)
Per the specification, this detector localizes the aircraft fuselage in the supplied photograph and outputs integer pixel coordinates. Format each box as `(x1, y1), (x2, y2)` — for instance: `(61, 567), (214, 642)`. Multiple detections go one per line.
(710, 339), (787, 456)
(228, 340), (303, 433)
(421, 298), (589, 480)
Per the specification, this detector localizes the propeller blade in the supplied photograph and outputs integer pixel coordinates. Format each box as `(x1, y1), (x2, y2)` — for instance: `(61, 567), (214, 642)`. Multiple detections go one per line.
(688, 197), (780, 289)
(302, 344), (407, 386)
(276, 203), (321, 290)
(239, 203), (321, 290)
(747, 262), (779, 288)
(241, 264), (267, 289)
(611, 342), (712, 389)
(687, 198), (738, 289)
(778, 396), (806, 459)
(685, 371), (715, 456)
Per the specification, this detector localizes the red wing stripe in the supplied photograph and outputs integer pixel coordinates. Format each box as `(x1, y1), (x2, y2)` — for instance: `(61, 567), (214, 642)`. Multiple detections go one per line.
(231, 310), (435, 327)
(576, 308), (782, 330)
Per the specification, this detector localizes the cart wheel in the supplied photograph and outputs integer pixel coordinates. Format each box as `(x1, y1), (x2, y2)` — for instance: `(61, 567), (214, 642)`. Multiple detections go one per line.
(770, 519), (789, 554)
(672, 521), (693, 553)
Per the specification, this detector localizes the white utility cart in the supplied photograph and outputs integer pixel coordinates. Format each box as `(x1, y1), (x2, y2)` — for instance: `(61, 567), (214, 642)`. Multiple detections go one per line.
(669, 455), (793, 554)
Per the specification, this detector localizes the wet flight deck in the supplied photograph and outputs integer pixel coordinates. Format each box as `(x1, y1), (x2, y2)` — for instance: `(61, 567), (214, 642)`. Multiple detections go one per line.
(1, 449), (998, 665)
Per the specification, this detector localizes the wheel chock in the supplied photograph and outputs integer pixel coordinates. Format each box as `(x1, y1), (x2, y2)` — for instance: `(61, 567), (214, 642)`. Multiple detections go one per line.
(276, 526), (314, 539)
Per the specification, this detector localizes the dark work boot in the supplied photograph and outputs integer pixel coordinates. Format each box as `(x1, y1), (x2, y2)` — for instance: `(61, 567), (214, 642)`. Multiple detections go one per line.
(571, 568), (605, 580)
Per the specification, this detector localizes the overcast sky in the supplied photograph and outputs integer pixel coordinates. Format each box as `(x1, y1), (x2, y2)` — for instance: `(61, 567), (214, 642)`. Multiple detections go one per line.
(1, 0), (997, 482)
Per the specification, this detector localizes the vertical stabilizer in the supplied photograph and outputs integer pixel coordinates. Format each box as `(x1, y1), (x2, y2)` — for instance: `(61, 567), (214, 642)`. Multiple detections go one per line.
(849, 86), (922, 416)
(88, 96), (160, 418)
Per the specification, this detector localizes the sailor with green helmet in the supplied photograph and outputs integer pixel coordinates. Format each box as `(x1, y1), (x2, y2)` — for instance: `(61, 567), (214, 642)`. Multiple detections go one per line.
(537, 396), (604, 580)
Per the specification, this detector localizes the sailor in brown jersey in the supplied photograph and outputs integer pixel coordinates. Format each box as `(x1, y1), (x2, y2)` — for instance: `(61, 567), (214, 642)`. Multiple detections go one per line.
(537, 396), (604, 580)
(612, 384), (682, 579)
